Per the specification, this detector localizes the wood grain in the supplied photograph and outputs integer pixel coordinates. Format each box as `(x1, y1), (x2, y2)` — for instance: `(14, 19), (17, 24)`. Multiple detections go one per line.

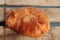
(0, 0), (5, 5)
(0, 0), (60, 6)
(6, 0), (60, 6)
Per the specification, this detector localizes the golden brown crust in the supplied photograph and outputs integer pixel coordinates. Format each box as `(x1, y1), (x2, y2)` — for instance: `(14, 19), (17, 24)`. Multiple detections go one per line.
(5, 7), (50, 37)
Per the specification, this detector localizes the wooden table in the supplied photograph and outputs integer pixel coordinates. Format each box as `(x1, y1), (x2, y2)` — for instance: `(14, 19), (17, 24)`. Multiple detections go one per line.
(0, 8), (60, 40)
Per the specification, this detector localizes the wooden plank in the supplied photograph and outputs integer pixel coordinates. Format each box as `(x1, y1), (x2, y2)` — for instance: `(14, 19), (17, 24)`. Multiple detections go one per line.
(0, 8), (4, 21)
(6, 0), (60, 6)
(0, 0), (5, 5)
(44, 8), (60, 22)
(0, 26), (60, 40)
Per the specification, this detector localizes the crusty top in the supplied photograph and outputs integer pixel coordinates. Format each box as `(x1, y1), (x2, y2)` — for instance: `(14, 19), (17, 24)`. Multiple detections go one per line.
(6, 7), (50, 37)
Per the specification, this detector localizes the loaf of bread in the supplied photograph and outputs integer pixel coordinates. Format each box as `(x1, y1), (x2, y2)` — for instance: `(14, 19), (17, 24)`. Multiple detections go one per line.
(5, 7), (50, 37)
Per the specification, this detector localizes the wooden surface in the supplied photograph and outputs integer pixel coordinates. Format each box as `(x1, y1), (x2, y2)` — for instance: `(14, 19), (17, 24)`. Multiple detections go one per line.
(5, 0), (60, 6)
(0, 0), (4, 5)
(0, 8), (60, 40)
(0, 0), (60, 6)
(0, 26), (60, 40)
